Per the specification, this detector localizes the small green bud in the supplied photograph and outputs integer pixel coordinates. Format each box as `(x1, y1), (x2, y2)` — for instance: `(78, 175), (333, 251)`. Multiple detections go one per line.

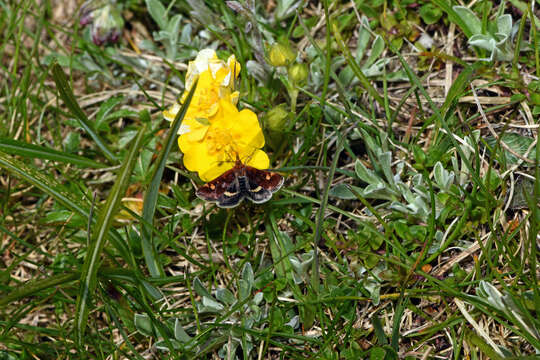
(265, 104), (289, 132)
(268, 43), (296, 67)
(288, 63), (308, 85)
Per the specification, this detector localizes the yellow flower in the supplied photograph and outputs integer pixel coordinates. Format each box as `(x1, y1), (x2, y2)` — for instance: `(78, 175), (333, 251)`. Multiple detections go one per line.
(163, 49), (241, 126)
(179, 99), (269, 181)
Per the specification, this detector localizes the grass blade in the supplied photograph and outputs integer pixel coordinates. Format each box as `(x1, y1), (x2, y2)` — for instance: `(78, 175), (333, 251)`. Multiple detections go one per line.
(0, 151), (90, 216)
(0, 137), (107, 168)
(0, 149), (130, 259)
(140, 81), (197, 277)
(51, 63), (118, 163)
(75, 124), (146, 346)
(0, 272), (80, 307)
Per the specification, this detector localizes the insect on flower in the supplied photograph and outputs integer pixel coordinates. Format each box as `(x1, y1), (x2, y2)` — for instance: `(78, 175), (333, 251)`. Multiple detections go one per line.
(196, 159), (284, 208)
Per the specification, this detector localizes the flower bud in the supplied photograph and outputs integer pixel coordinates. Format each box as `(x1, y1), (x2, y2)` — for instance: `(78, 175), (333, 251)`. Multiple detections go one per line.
(265, 104), (289, 132)
(268, 43), (296, 67)
(80, 1), (124, 46)
(288, 63), (308, 85)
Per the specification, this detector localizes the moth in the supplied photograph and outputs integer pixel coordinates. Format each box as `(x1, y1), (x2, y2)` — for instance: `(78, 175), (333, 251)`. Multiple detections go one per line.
(196, 160), (284, 208)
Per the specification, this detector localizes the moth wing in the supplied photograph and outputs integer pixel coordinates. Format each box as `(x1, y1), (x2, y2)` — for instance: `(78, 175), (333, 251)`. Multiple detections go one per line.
(244, 167), (283, 204)
(196, 168), (237, 202)
(244, 167), (284, 193)
(217, 178), (245, 208)
(246, 185), (272, 203)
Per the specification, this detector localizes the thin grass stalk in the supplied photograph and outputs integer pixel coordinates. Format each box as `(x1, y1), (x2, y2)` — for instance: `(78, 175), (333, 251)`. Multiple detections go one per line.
(140, 80), (197, 277)
(75, 124), (147, 347)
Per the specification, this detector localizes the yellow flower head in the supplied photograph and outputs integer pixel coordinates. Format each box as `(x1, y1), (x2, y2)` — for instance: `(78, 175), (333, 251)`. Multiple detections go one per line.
(179, 100), (269, 181)
(163, 49), (241, 125)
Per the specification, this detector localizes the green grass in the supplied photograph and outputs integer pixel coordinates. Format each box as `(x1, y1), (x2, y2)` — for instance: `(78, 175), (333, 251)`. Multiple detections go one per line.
(1, 0), (540, 359)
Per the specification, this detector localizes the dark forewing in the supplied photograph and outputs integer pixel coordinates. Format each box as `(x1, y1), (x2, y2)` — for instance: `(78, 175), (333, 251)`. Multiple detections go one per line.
(244, 166), (284, 204)
(244, 167), (284, 193)
(246, 185), (272, 203)
(197, 164), (283, 207)
(196, 168), (237, 202)
(217, 177), (245, 208)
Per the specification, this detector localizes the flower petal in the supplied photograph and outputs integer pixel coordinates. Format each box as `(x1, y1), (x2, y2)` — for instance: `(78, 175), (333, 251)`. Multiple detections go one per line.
(245, 149), (269, 169)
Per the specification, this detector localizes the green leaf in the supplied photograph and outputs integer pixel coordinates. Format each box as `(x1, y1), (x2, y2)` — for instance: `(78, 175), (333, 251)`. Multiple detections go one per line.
(0, 137), (106, 168)
(332, 22), (384, 106)
(355, 159), (382, 184)
(0, 150), (130, 261)
(372, 315), (388, 345)
(440, 62), (479, 115)
(364, 35), (384, 69)
(238, 279), (250, 301)
(174, 318), (192, 343)
(145, 0), (167, 29)
(75, 124), (147, 346)
(419, 3), (443, 25)
(95, 96), (124, 130)
(328, 183), (356, 199)
(356, 16), (371, 61)
(432, 0), (477, 38)
(134, 314), (154, 337)
(486, 133), (537, 166)
(242, 262), (254, 287)
(193, 277), (213, 299)
(452, 5), (482, 35)
(201, 296), (224, 312)
(63, 132), (80, 154)
(369, 347), (386, 360)
(140, 81), (197, 278)
(51, 63), (118, 163)
(215, 288), (236, 305)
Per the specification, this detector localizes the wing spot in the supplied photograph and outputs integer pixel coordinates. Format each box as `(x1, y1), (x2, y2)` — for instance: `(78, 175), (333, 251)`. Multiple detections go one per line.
(265, 174), (271, 180)
(210, 184), (216, 190)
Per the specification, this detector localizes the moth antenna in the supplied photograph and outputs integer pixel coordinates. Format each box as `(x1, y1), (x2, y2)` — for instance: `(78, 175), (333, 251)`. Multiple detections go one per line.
(240, 146), (261, 167)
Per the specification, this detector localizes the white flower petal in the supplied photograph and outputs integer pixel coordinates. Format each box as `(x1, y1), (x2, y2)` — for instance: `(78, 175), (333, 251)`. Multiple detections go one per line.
(178, 123), (191, 135)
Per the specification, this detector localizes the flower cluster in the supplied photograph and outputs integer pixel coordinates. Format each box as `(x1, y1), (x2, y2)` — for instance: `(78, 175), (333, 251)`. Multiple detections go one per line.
(164, 49), (270, 182)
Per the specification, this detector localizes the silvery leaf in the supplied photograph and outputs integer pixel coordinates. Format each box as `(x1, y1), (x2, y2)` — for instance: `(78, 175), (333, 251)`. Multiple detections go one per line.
(193, 277), (213, 299)
(285, 315), (300, 329)
(355, 159), (381, 184)
(155, 339), (182, 351)
(356, 16), (371, 60)
(289, 256), (302, 274)
(469, 34), (496, 52)
(174, 318), (192, 343)
(329, 183), (357, 199)
(202, 296), (224, 312)
(253, 291), (264, 305)
(134, 313), (154, 336)
(216, 288), (236, 305)
(242, 262), (254, 287)
(364, 35), (385, 69)
(453, 6), (482, 35)
(497, 14), (512, 37)
(477, 281), (505, 311)
(238, 279), (250, 301)
(433, 162), (455, 191)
